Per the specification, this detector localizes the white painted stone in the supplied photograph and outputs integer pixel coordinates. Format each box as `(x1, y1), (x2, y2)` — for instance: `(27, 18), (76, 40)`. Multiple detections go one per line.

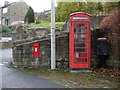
(0, 63), (4, 66)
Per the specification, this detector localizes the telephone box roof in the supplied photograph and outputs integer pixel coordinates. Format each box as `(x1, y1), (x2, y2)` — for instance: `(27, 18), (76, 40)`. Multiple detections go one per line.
(70, 12), (91, 16)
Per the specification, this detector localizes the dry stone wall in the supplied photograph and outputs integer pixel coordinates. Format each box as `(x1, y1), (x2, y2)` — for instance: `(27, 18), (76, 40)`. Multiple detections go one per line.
(0, 41), (12, 49)
(13, 33), (69, 68)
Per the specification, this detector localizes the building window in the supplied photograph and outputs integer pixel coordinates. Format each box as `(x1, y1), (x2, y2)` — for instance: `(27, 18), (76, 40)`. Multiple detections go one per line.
(3, 8), (8, 13)
(5, 19), (9, 26)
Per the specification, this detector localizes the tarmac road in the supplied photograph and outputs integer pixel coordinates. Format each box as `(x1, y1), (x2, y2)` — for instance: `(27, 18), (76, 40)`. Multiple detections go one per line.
(0, 48), (60, 88)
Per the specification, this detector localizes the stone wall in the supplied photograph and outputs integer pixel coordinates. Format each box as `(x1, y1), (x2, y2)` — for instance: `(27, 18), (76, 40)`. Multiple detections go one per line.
(91, 29), (120, 69)
(11, 26), (51, 41)
(13, 32), (69, 68)
(0, 41), (12, 49)
(90, 15), (108, 29)
(13, 30), (120, 69)
(2, 33), (12, 37)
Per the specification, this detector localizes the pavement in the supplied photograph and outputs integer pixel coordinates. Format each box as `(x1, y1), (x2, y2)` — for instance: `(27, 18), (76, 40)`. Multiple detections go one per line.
(0, 48), (60, 88)
(0, 37), (12, 42)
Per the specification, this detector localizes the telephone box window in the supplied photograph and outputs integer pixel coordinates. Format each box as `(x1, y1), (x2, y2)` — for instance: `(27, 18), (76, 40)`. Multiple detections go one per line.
(75, 53), (87, 57)
(75, 38), (86, 42)
(75, 58), (87, 63)
(75, 24), (85, 33)
(75, 43), (85, 47)
(75, 48), (85, 52)
(74, 34), (86, 38)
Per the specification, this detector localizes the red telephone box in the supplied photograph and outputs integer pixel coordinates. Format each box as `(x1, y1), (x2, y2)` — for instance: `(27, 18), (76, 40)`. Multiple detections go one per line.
(69, 12), (91, 70)
(33, 43), (40, 58)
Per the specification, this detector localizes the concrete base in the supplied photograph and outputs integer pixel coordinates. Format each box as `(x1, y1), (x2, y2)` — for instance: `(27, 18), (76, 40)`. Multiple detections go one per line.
(70, 70), (92, 73)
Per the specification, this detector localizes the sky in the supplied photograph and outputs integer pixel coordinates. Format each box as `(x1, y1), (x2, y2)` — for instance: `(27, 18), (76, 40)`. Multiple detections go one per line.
(0, 0), (118, 12)
(0, 0), (57, 12)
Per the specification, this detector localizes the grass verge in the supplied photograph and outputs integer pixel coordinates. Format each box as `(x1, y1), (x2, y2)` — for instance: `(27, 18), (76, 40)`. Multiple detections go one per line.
(19, 68), (120, 88)
(25, 21), (65, 29)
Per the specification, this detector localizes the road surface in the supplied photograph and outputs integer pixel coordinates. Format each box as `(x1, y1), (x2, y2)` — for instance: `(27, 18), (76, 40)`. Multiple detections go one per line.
(0, 48), (60, 88)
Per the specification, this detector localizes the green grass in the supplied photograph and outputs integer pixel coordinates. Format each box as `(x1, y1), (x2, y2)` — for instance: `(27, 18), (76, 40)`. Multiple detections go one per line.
(55, 22), (65, 28)
(19, 68), (119, 88)
(25, 20), (65, 29)
(0, 26), (12, 33)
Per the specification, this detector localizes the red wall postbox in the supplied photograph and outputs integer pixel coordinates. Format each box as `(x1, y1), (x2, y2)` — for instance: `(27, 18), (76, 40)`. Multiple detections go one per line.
(33, 43), (40, 58)
(69, 12), (91, 70)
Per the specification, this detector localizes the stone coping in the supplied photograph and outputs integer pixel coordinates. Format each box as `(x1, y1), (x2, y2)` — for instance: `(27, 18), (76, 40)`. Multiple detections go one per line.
(13, 32), (69, 46)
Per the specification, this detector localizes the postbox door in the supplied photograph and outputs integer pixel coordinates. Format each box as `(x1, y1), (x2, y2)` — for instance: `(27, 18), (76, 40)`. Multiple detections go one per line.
(70, 22), (90, 69)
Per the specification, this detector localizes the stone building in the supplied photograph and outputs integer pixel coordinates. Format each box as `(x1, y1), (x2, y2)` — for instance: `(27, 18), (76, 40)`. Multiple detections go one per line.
(37, 10), (51, 21)
(0, 1), (29, 26)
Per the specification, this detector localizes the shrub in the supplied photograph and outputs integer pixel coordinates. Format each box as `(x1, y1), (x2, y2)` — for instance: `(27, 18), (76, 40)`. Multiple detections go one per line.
(55, 22), (65, 28)
(1, 26), (12, 33)
(35, 20), (41, 24)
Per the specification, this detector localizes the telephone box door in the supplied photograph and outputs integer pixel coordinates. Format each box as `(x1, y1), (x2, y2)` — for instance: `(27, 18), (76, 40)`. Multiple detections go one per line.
(70, 22), (90, 69)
